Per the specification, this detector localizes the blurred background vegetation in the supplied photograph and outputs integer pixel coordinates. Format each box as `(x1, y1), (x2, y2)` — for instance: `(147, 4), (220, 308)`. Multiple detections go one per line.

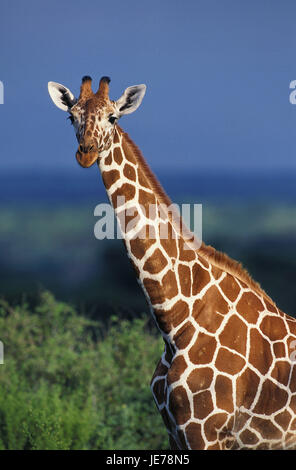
(0, 169), (296, 449)
(0, 291), (167, 449)
(1, 170), (296, 316)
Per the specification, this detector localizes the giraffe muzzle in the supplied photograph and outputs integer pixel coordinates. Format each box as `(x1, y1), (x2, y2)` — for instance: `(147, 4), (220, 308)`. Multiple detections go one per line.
(76, 144), (99, 168)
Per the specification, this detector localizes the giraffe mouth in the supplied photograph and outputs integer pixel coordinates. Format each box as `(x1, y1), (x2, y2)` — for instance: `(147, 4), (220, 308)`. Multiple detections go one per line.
(76, 148), (99, 168)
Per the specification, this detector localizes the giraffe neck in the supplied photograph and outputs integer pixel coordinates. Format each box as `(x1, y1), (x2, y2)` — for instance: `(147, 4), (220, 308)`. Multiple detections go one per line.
(97, 125), (207, 340)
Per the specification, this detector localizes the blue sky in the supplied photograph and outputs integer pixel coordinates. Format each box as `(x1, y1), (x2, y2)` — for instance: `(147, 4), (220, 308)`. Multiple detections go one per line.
(0, 0), (296, 174)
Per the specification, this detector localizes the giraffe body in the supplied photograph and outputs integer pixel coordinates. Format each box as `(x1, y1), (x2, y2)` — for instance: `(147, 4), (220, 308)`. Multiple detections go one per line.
(48, 76), (296, 449)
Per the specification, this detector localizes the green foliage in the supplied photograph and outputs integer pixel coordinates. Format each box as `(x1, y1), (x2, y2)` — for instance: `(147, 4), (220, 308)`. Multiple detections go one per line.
(0, 292), (168, 450)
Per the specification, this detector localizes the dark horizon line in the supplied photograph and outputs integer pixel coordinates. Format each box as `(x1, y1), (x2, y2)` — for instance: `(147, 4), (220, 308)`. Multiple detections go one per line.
(1, 167), (296, 176)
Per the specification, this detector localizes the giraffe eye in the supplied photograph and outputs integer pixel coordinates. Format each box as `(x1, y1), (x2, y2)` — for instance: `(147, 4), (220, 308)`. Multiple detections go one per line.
(108, 115), (117, 124)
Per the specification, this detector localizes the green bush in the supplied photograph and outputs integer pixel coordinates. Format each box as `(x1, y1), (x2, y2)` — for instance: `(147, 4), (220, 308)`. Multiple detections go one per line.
(0, 292), (168, 450)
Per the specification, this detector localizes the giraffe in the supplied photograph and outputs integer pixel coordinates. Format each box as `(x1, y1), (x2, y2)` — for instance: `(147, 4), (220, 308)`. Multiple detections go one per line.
(48, 76), (296, 450)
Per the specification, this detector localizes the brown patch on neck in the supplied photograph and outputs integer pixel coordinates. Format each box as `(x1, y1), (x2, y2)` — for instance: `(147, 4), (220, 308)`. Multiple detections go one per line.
(115, 126), (276, 308)
(197, 243), (276, 307)
(117, 126), (172, 207)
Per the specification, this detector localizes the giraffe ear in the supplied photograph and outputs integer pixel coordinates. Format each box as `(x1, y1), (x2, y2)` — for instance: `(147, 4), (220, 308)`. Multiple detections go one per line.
(48, 81), (77, 111)
(115, 84), (146, 116)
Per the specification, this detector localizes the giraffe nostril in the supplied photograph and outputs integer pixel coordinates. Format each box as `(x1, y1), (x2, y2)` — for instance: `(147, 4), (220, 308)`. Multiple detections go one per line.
(79, 143), (95, 153)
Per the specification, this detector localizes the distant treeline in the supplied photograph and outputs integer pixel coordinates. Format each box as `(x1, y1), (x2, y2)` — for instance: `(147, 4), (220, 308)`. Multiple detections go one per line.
(2, 169), (296, 204)
(0, 170), (296, 318)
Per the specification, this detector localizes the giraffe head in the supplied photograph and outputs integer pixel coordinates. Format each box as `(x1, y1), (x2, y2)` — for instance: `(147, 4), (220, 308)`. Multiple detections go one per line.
(48, 76), (146, 168)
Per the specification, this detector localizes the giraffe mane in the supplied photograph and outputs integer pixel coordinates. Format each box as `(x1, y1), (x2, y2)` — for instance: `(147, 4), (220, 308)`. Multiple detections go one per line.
(117, 126), (173, 207)
(197, 242), (276, 306)
(117, 126), (276, 308)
